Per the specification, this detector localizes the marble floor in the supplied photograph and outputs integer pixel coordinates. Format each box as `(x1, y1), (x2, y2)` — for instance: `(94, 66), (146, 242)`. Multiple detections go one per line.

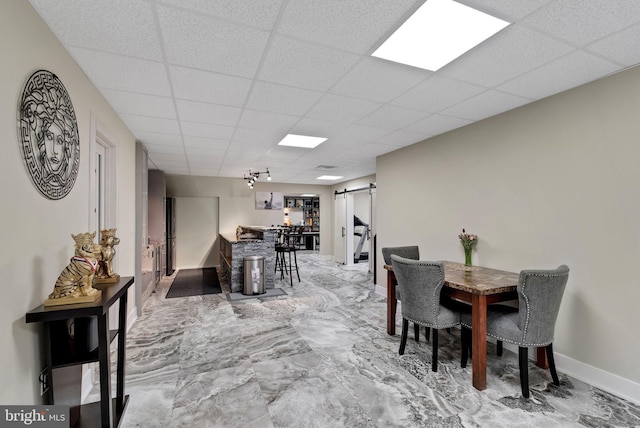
(93, 252), (640, 427)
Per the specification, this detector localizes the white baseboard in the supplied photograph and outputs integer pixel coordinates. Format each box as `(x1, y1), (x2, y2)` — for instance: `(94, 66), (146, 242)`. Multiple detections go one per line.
(375, 283), (387, 297)
(486, 339), (640, 404)
(554, 352), (640, 405)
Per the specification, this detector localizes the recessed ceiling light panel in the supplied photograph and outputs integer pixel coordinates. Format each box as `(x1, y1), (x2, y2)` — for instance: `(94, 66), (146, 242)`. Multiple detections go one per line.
(278, 134), (327, 148)
(372, 0), (509, 71)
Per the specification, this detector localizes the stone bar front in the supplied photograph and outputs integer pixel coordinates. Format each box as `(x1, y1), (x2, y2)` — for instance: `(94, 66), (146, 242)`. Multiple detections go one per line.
(219, 226), (276, 293)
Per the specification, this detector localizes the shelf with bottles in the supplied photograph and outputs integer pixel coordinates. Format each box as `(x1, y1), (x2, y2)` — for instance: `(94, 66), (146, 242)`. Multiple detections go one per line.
(284, 196), (320, 231)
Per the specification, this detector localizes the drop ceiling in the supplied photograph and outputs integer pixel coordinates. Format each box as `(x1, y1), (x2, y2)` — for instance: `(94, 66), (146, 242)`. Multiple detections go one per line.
(28, 0), (640, 184)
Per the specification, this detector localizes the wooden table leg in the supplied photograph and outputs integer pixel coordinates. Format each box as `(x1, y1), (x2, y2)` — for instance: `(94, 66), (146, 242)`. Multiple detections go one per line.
(536, 347), (549, 369)
(471, 293), (487, 390)
(387, 271), (396, 336)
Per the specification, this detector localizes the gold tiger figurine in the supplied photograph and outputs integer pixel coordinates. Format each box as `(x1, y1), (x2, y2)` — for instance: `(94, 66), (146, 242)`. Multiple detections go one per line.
(96, 228), (120, 283)
(44, 232), (102, 306)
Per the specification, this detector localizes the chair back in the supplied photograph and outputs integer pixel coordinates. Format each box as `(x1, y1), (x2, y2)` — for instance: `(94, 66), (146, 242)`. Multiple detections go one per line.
(288, 225), (304, 248)
(390, 255), (445, 325)
(517, 265), (570, 345)
(382, 246), (419, 265)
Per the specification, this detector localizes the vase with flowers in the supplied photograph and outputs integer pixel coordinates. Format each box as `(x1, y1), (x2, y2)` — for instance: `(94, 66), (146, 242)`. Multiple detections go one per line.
(458, 228), (478, 266)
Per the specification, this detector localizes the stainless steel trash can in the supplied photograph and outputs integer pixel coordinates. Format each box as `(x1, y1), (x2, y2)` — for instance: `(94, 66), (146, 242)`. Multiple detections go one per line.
(243, 256), (265, 295)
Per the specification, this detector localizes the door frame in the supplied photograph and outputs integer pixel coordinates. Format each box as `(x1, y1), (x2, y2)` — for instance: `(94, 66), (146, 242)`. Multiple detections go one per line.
(89, 113), (117, 234)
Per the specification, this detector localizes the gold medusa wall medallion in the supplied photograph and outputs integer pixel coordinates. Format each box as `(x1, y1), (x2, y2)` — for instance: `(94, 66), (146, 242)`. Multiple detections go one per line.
(17, 70), (80, 200)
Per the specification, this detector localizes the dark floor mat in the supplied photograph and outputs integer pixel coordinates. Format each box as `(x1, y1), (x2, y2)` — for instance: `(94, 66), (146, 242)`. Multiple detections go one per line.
(166, 268), (221, 298)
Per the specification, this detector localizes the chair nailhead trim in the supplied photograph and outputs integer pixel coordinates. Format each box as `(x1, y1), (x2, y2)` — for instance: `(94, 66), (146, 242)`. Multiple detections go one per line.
(520, 269), (565, 343)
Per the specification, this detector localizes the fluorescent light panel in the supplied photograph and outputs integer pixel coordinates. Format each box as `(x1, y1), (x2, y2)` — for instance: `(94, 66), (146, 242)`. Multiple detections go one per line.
(316, 175), (343, 181)
(278, 134), (327, 148)
(372, 0), (509, 71)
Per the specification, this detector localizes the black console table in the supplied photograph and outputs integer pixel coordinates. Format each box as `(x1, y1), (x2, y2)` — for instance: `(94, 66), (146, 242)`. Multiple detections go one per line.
(26, 276), (134, 428)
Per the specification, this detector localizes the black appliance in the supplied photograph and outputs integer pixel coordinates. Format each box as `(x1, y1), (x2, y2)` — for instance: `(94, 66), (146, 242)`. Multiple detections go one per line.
(165, 197), (176, 275)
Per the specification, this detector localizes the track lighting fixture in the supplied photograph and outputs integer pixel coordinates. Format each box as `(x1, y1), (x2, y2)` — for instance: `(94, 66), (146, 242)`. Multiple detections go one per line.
(244, 168), (271, 189)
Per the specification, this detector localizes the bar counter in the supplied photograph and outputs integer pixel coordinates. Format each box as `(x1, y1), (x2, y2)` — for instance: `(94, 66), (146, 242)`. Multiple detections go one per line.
(219, 226), (276, 292)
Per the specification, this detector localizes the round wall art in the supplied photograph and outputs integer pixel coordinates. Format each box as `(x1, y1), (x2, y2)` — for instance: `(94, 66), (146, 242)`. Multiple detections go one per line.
(17, 70), (80, 200)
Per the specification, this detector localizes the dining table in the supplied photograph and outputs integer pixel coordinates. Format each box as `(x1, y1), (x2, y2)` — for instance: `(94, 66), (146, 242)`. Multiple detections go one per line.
(384, 261), (548, 391)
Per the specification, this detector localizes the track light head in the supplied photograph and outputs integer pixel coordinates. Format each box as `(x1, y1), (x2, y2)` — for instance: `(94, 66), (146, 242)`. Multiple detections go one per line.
(244, 168), (271, 186)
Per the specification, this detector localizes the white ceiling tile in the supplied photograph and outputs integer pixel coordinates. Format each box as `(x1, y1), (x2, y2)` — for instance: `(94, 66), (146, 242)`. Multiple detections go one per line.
(498, 50), (621, 100)
(259, 36), (360, 91)
(253, 158), (299, 169)
(289, 118), (348, 139)
(277, 0), (417, 53)
(143, 141), (185, 153)
(149, 153), (188, 164)
(170, 66), (252, 106)
(391, 75), (486, 113)
(232, 127), (284, 146)
(334, 124), (394, 143)
(237, 109), (300, 132)
(176, 100), (242, 126)
(69, 48), (171, 95)
(522, 0), (640, 46)
(231, 140), (277, 152)
(260, 145), (305, 160)
(439, 25), (574, 87)
(223, 151), (264, 164)
(100, 89), (176, 119)
(181, 121), (235, 139)
(157, 5), (270, 77)
(185, 147), (227, 159)
(331, 57), (429, 103)
(455, 0), (551, 22)
(246, 82), (323, 116)
(120, 115), (181, 134)
(588, 23), (640, 67)
(403, 114), (473, 136)
(29, 0), (162, 60)
(159, 0), (283, 30)
(358, 105), (430, 129)
(440, 90), (531, 121)
(306, 94), (382, 124)
(183, 136), (230, 150)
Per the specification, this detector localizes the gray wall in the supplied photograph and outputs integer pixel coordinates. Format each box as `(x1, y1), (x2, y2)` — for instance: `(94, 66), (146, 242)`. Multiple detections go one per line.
(376, 64), (640, 398)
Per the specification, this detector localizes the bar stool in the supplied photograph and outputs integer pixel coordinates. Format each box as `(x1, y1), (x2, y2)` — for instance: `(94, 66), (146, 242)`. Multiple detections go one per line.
(275, 228), (300, 286)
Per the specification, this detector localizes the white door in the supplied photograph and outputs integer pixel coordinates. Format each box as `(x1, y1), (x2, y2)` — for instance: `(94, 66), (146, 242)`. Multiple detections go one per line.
(334, 194), (346, 264)
(334, 193), (354, 265)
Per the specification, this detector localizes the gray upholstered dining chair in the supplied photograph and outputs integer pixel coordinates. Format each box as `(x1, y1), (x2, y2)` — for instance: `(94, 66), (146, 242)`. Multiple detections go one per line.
(461, 265), (569, 398)
(390, 255), (462, 372)
(381, 246), (427, 341)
